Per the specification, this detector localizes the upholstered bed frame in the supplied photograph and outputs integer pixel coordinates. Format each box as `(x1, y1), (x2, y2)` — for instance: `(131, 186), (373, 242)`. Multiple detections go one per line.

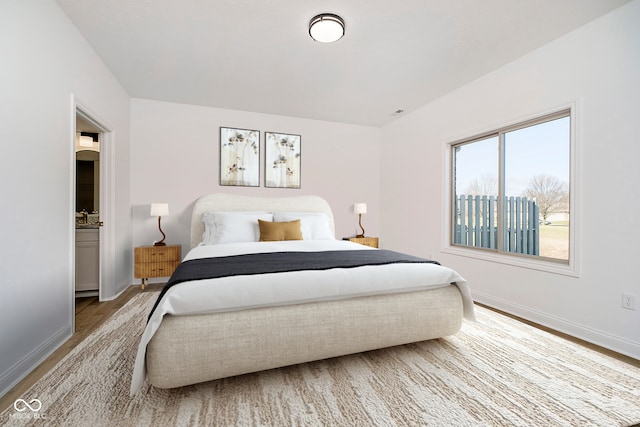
(145, 193), (464, 389)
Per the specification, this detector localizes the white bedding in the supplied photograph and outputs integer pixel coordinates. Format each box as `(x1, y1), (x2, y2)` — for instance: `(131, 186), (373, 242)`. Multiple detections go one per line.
(131, 240), (475, 393)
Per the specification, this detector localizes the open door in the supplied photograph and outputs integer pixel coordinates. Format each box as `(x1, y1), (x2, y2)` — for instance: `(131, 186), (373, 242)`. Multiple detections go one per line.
(73, 101), (115, 306)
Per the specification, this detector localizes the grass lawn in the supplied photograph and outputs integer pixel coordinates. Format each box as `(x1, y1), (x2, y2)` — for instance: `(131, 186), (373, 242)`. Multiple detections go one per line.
(539, 221), (569, 260)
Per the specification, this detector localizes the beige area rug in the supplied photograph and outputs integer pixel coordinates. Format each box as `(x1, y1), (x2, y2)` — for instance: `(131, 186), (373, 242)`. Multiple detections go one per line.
(2, 292), (639, 427)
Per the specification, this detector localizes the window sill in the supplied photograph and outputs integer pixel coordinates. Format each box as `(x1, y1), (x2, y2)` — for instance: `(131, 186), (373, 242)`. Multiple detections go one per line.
(442, 245), (579, 277)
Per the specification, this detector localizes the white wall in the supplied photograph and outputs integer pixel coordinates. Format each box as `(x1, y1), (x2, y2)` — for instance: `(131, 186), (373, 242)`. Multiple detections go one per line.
(0, 0), (131, 395)
(131, 98), (381, 276)
(381, 0), (640, 358)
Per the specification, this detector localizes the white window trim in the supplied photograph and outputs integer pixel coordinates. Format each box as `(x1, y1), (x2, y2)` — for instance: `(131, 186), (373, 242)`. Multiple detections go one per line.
(442, 102), (581, 277)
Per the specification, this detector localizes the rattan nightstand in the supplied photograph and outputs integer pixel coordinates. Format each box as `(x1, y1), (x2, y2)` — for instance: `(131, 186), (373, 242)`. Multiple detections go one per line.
(343, 237), (379, 248)
(134, 245), (181, 288)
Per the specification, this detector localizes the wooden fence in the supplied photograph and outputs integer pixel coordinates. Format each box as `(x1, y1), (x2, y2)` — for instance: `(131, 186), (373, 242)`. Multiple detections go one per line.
(454, 195), (539, 255)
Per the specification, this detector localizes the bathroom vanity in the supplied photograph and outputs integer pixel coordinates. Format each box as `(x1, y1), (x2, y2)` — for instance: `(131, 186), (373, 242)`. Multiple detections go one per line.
(75, 227), (99, 292)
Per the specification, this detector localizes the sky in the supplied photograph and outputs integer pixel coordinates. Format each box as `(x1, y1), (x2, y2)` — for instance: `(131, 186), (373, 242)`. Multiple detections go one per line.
(454, 116), (570, 197)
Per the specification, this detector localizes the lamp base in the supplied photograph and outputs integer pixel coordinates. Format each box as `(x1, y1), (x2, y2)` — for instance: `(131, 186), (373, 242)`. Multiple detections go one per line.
(357, 214), (365, 239)
(154, 242), (166, 246)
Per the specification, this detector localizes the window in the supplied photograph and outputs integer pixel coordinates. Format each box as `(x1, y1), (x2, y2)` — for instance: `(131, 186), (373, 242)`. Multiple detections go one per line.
(450, 110), (571, 265)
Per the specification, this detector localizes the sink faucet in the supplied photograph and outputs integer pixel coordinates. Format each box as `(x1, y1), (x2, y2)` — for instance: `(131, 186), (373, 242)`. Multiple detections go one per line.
(82, 209), (88, 224)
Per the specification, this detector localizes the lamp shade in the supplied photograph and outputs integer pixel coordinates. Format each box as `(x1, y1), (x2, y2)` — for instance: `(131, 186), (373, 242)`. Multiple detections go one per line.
(309, 13), (345, 43)
(150, 203), (169, 217)
(353, 203), (367, 215)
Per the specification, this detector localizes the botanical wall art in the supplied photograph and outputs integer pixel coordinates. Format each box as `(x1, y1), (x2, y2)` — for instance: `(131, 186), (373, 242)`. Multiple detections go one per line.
(265, 131), (301, 189)
(219, 127), (260, 187)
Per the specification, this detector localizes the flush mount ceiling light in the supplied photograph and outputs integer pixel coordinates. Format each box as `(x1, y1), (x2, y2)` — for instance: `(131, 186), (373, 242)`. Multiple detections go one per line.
(309, 13), (345, 43)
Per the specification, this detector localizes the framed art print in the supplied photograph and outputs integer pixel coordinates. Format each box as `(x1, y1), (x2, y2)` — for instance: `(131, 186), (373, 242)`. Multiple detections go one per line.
(265, 131), (301, 188)
(220, 127), (259, 187)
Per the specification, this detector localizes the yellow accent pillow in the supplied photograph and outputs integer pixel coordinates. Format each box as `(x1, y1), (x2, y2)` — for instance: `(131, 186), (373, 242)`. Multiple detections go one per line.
(258, 219), (303, 241)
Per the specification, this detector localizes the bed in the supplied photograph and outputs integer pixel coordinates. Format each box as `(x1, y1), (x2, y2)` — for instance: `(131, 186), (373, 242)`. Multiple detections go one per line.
(131, 193), (475, 394)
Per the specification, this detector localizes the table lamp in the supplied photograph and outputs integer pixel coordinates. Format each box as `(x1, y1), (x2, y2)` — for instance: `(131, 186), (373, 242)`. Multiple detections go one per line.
(354, 203), (367, 238)
(150, 203), (169, 246)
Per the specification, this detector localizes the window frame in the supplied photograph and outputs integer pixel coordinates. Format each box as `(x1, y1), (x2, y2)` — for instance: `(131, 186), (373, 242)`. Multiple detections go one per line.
(443, 106), (580, 277)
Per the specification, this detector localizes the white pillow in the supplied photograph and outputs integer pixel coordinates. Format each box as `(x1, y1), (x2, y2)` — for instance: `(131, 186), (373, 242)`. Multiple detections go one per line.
(273, 212), (334, 240)
(202, 211), (273, 244)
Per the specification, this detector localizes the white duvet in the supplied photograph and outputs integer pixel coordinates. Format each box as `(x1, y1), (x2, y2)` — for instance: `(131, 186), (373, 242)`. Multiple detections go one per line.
(131, 240), (475, 394)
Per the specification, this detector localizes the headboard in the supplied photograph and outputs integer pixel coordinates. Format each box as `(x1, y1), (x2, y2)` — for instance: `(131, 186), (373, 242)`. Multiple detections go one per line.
(190, 193), (335, 249)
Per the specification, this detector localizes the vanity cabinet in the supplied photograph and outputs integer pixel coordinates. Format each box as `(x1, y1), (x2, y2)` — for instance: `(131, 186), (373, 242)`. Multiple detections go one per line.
(76, 228), (99, 292)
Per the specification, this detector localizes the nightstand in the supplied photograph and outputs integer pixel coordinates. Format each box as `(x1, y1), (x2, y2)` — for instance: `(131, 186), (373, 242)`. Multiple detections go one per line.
(134, 245), (181, 289)
(343, 237), (379, 248)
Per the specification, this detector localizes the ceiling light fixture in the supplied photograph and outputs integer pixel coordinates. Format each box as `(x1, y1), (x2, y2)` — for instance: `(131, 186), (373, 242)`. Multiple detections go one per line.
(309, 13), (345, 43)
(79, 135), (94, 147)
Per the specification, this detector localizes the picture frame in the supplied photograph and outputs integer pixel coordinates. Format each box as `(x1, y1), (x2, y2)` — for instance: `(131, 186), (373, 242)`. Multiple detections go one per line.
(219, 127), (260, 187)
(265, 131), (301, 189)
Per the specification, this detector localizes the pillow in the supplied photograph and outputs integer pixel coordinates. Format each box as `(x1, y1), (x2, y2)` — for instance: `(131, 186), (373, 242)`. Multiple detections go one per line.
(258, 219), (303, 242)
(202, 211), (273, 244)
(273, 212), (334, 240)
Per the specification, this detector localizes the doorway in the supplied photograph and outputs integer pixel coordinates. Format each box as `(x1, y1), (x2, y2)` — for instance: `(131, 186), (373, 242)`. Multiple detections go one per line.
(74, 117), (101, 299)
(73, 103), (114, 307)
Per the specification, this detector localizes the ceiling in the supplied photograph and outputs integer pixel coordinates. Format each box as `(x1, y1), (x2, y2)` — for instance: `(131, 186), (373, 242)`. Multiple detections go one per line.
(56, 0), (630, 127)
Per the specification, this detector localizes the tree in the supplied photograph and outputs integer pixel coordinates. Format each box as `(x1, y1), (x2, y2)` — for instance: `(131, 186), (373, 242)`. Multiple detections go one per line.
(522, 174), (567, 222)
(464, 174), (498, 196)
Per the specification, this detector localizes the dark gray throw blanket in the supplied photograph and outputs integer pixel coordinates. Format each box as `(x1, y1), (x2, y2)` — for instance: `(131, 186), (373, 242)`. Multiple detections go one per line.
(149, 249), (439, 320)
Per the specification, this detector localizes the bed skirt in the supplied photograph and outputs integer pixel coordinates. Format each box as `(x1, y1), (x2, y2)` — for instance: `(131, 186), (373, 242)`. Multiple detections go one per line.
(146, 284), (463, 389)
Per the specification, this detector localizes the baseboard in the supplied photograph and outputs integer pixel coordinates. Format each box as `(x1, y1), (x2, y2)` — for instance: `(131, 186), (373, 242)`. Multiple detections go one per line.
(473, 291), (640, 360)
(101, 279), (133, 302)
(0, 323), (72, 399)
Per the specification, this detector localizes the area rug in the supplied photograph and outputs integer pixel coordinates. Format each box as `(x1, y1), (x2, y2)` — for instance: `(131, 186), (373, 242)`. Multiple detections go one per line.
(2, 292), (639, 427)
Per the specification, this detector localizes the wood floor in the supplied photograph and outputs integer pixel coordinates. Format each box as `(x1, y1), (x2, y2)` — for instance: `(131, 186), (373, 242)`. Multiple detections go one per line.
(1, 288), (638, 413)
(0, 283), (163, 413)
